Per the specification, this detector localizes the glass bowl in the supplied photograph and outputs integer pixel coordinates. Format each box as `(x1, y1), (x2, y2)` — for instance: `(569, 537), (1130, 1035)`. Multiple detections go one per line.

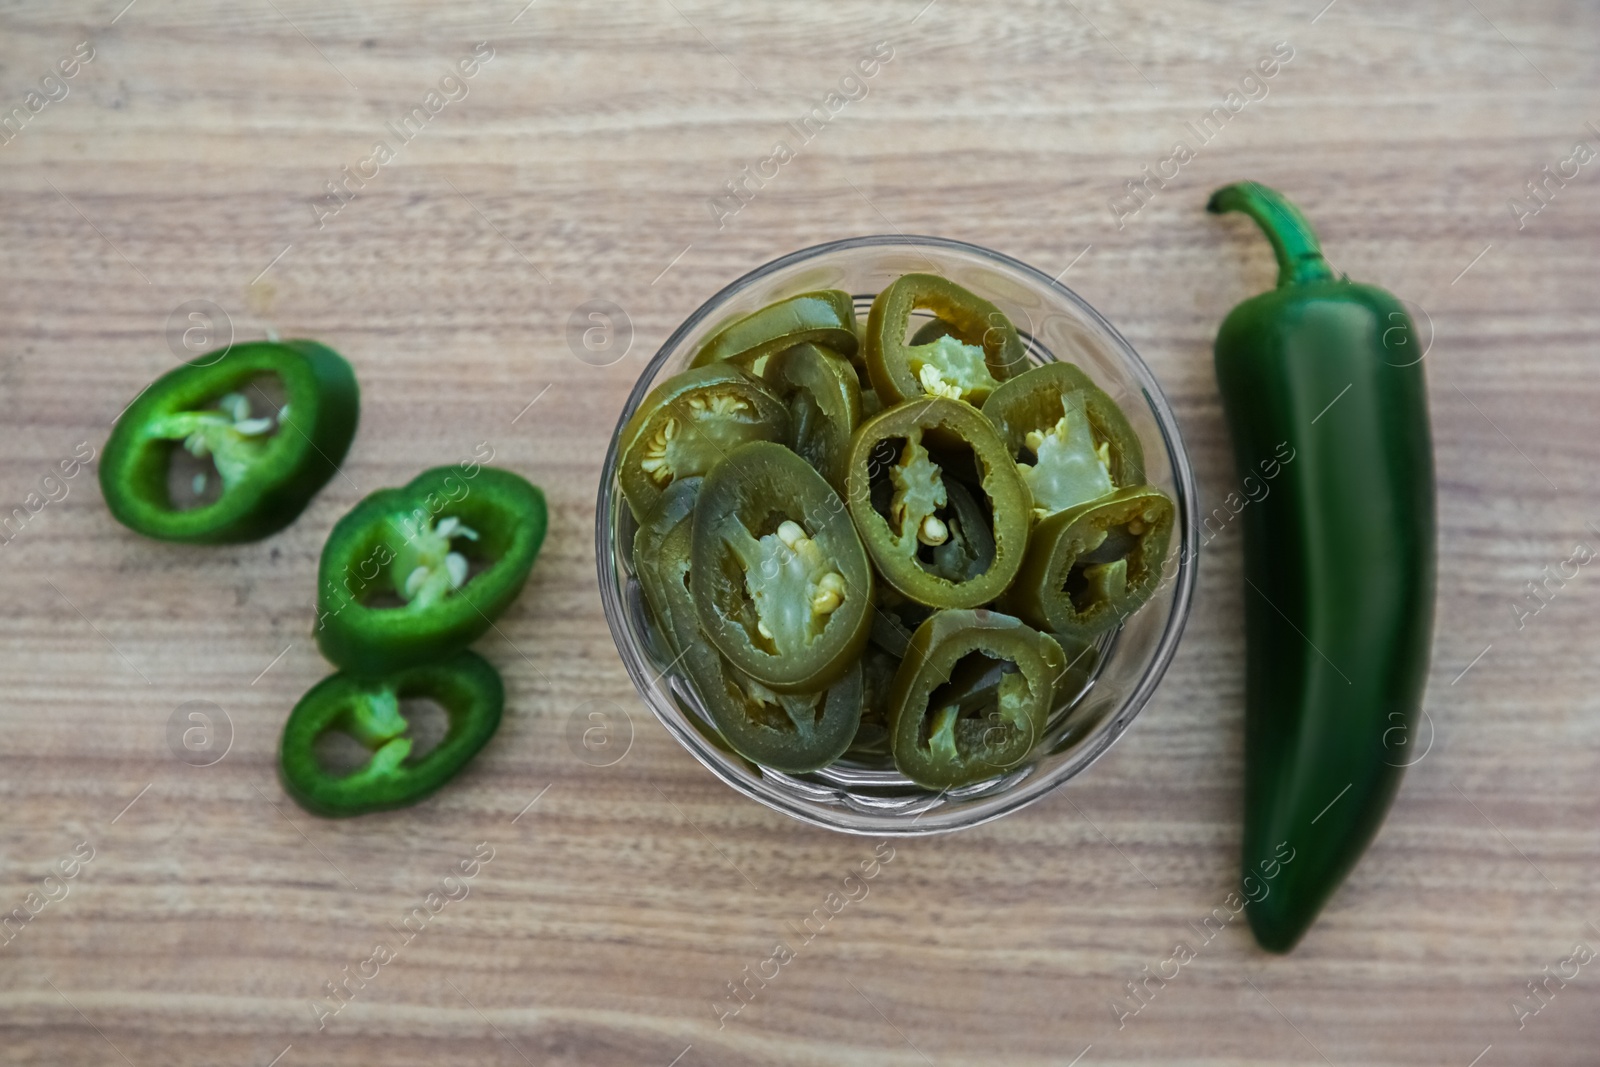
(596, 235), (1197, 835)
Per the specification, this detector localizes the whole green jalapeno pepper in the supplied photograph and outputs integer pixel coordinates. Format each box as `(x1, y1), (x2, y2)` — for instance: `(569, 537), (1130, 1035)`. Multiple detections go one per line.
(99, 340), (358, 543)
(864, 274), (1026, 406)
(618, 363), (791, 522)
(1209, 181), (1436, 953)
(689, 441), (874, 694)
(278, 650), (503, 817)
(999, 484), (1174, 640)
(888, 609), (1065, 788)
(845, 397), (1029, 609)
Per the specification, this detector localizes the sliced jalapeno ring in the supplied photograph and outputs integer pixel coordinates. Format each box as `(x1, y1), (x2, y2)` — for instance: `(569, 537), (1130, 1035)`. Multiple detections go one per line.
(690, 441), (874, 694)
(618, 363), (791, 522)
(761, 342), (863, 493)
(100, 340), (359, 543)
(315, 466), (547, 676)
(628, 480), (753, 761)
(690, 289), (859, 374)
(864, 274), (1026, 406)
(686, 642), (864, 773)
(630, 475), (864, 769)
(278, 650), (503, 817)
(632, 476), (703, 654)
(999, 484), (1174, 639)
(888, 609), (1065, 789)
(983, 361), (1146, 511)
(845, 397), (1029, 609)
(630, 471), (861, 769)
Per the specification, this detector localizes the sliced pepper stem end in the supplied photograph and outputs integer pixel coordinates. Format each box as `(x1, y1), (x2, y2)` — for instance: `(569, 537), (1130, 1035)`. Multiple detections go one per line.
(1207, 181), (1334, 288)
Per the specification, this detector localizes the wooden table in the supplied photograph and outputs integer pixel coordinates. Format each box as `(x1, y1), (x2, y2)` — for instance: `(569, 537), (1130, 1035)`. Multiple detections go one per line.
(2, 1), (1597, 1063)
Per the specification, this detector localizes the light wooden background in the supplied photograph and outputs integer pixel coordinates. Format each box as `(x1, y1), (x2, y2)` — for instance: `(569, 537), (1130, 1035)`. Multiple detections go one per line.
(2, 1), (1597, 1064)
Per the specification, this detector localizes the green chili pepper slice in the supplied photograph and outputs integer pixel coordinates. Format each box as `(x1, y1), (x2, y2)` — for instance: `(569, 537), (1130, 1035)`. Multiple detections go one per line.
(999, 484), (1174, 639)
(278, 650), (502, 817)
(690, 289), (859, 374)
(316, 465), (547, 676)
(762, 342), (863, 493)
(628, 478), (755, 760)
(99, 340), (358, 543)
(684, 640), (864, 773)
(690, 441), (873, 694)
(982, 361), (1145, 513)
(630, 471), (862, 770)
(632, 476), (703, 654)
(888, 609), (1065, 788)
(864, 274), (1025, 405)
(845, 397), (1029, 609)
(618, 364), (791, 522)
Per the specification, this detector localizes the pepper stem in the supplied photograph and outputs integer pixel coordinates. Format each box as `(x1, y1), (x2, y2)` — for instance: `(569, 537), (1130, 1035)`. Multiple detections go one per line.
(1207, 181), (1334, 287)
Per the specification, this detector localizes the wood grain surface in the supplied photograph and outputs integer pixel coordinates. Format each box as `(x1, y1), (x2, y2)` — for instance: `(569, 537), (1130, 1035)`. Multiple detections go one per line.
(2, 1), (1598, 1064)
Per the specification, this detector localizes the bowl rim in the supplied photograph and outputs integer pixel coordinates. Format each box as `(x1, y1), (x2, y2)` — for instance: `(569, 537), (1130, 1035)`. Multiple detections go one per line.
(595, 233), (1199, 835)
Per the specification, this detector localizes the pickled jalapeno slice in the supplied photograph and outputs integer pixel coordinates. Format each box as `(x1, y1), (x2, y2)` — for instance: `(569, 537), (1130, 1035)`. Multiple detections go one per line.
(618, 364), (790, 522)
(632, 476), (703, 654)
(691, 289), (859, 373)
(999, 484), (1174, 639)
(864, 274), (1026, 406)
(762, 342), (862, 493)
(845, 397), (1028, 609)
(888, 609), (1065, 788)
(686, 643), (864, 773)
(982, 361), (1145, 513)
(634, 468), (864, 771)
(689, 441), (874, 693)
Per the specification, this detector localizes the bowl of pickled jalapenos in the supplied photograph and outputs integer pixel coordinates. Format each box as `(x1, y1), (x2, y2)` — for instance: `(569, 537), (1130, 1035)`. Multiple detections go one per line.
(597, 235), (1197, 834)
